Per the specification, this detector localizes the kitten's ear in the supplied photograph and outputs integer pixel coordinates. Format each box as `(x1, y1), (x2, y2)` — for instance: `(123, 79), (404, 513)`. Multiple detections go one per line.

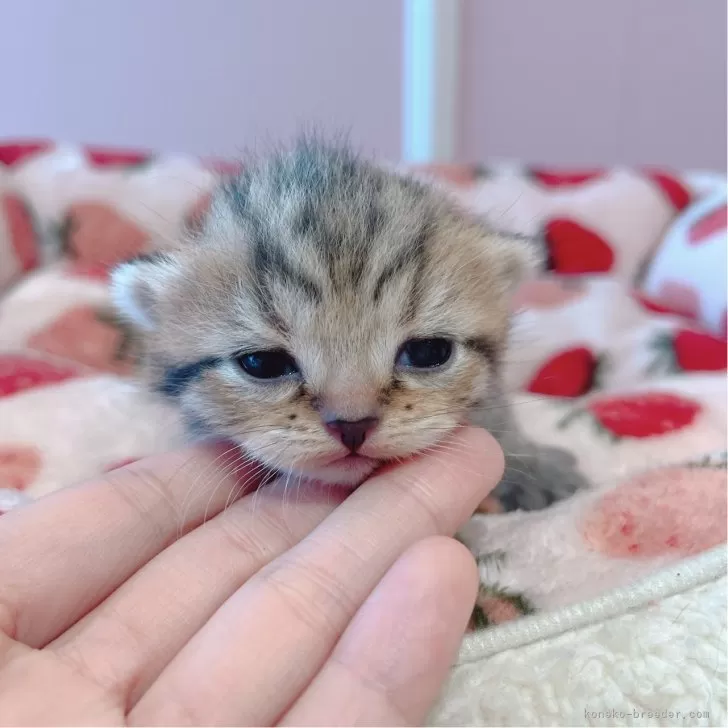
(110, 253), (182, 331)
(487, 231), (545, 294)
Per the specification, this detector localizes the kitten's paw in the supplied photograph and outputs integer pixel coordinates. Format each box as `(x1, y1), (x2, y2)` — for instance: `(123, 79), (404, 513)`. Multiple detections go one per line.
(494, 444), (589, 511)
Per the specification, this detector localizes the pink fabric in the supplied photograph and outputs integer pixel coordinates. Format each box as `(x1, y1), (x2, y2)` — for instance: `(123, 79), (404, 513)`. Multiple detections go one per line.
(0, 141), (725, 625)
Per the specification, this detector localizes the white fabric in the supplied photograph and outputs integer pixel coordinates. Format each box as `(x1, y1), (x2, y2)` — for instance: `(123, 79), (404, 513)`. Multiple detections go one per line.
(432, 547), (727, 726)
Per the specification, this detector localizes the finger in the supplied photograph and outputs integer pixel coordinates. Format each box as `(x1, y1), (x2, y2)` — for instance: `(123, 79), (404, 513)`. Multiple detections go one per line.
(50, 479), (345, 705)
(282, 536), (478, 726)
(0, 442), (265, 647)
(131, 427), (501, 726)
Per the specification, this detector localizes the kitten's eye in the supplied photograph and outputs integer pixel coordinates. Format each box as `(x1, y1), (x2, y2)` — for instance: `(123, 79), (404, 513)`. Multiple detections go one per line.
(397, 338), (453, 369)
(236, 350), (299, 379)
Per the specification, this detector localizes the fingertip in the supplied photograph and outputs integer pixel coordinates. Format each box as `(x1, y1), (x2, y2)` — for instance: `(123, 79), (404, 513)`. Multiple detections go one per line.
(283, 534), (481, 726)
(426, 426), (505, 503)
(451, 425), (505, 478)
(358, 425), (504, 536)
(401, 535), (480, 612)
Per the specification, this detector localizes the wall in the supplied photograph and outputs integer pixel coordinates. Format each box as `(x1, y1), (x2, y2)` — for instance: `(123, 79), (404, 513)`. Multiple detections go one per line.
(0, 0), (724, 170)
(459, 0), (727, 170)
(0, 0), (403, 159)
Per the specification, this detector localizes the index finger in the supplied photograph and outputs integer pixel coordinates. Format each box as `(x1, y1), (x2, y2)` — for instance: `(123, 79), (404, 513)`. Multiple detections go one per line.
(131, 427), (502, 726)
(0, 442), (264, 647)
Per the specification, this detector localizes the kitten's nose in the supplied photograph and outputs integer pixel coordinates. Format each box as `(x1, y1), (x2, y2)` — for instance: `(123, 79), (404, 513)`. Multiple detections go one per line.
(324, 417), (379, 452)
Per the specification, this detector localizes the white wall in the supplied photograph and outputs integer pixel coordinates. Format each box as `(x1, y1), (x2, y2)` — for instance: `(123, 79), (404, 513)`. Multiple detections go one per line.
(0, 0), (724, 170)
(0, 0), (403, 158)
(459, 0), (727, 170)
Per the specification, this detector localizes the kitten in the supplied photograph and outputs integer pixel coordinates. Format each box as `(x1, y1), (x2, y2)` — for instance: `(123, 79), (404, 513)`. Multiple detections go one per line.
(111, 140), (587, 510)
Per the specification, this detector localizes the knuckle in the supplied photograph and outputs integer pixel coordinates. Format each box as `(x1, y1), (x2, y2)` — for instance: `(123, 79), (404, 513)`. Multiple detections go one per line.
(105, 466), (184, 542)
(216, 505), (297, 564)
(385, 472), (445, 535)
(0, 601), (18, 640)
(260, 557), (358, 635)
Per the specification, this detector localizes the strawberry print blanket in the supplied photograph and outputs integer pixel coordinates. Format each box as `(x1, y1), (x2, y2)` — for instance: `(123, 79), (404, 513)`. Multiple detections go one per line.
(0, 143), (725, 666)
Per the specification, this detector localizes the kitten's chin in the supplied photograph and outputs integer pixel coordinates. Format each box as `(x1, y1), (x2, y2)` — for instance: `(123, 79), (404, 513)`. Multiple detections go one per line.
(285, 455), (381, 488)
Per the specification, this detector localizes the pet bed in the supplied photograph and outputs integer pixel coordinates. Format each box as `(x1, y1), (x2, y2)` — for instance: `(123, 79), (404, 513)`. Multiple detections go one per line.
(0, 142), (725, 726)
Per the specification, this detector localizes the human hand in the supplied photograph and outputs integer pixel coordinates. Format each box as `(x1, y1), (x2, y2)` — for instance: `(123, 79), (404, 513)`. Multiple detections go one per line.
(0, 427), (502, 726)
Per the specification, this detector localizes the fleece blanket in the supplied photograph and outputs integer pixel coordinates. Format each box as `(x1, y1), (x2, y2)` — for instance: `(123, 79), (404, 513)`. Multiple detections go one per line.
(0, 142), (725, 726)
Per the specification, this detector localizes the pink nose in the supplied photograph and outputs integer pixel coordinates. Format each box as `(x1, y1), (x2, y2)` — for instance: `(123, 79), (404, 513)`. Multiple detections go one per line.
(324, 417), (379, 452)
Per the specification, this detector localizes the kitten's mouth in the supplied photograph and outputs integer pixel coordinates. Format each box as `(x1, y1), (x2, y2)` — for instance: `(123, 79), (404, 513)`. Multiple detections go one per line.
(329, 453), (382, 484)
(287, 452), (382, 487)
(333, 453), (379, 470)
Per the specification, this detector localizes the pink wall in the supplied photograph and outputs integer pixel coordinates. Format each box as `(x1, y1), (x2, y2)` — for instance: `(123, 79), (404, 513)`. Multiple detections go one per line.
(459, 0), (727, 170)
(0, 1), (724, 170)
(0, 0), (403, 158)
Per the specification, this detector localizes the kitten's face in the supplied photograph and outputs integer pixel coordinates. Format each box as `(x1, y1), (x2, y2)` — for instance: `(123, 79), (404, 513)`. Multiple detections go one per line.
(113, 144), (537, 485)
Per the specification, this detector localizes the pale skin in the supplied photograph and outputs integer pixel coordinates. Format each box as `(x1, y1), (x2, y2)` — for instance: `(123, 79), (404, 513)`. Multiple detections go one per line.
(0, 427), (502, 726)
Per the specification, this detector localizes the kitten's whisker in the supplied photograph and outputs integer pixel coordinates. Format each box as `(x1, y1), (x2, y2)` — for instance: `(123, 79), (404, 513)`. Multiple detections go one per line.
(215, 462), (268, 519)
(177, 444), (243, 537)
(420, 445), (487, 481)
(220, 458), (271, 515)
(202, 452), (268, 524)
(282, 467), (294, 512)
(292, 470), (305, 512)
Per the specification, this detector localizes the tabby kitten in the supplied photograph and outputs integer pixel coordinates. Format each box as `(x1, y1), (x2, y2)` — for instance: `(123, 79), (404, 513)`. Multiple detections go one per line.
(111, 140), (587, 510)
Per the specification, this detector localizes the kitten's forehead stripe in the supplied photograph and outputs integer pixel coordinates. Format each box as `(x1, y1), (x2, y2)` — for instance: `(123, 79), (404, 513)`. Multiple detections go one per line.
(372, 247), (411, 303)
(128, 251), (167, 265)
(221, 176), (251, 218)
(402, 220), (432, 324)
(373, 218), (431, 306)
(219, 142), (449, 326)
(253, 240), (323, 303)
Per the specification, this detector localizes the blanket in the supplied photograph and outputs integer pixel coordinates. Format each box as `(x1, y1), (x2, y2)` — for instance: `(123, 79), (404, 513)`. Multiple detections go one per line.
(0, 142), (725, 725)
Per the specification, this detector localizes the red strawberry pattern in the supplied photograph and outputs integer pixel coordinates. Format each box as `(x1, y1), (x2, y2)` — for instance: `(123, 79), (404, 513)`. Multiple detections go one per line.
(0, 141), (51, 167)
(561, 392), (701, 439)
(528, 168), (605, 187)
(583, 464), (727, 558)
(650, 329), (727, 373)
(527, 347), (600, 398)
(85, 147), (151, 168)
(65, 261), (112, 283)
(202, 158), (243, 176)
(647, 171), (691, 212)
(544, 219), (615, 274)
(61, 201), (149, 266)
(3, 194), (38, 274)
(671, 329), (727, 371)
(469, 578), (534, 631)
(688, 203), (727, 245)
(28, 306), (134, 375)
(632, 290), (675, 316)
(511, 277), (586, 311)
(0, 356), (79, 398)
